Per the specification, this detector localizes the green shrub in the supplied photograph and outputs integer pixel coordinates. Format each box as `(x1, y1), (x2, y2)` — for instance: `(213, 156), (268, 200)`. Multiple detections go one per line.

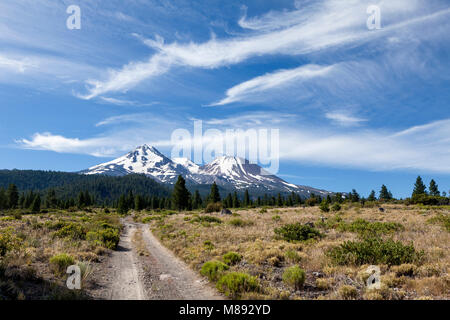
(282, 266), (306, 290)
(205, 202), (222, 213)
(428, 214), (450, 232)
(142, 216), (163, 223)
(200, 260), (229, 281)
(50, 253), (75, 275)
(327, 238), (423, 266)
(319, 200), (330, 212)
(86, 228), (120, 249)
(53, 223), (86, 240)
(13, 212), (22, 220)
(272, 215), (281, 222)
(338, 219), (404, 237)
(223, 252), (242, 265)
(339, 285), (358, 300)
(216, 272), (259, 298)
(285, 250), (302, 263)
(0, 228), (20, 256)
(191, 215), (222, 224)
(331, 203), (342, 211)
(203, 240), (214, 250)
(410, 194), (449, 206)
(274, 223), (323, 242)
(228, 218), (253, 227)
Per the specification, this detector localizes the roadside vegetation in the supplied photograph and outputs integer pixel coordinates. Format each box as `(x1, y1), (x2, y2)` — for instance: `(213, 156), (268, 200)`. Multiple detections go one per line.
(0, 207), (122, 300)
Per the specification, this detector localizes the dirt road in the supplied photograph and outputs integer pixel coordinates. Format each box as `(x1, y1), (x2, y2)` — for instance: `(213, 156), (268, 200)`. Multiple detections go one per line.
(88, 219), (222, 300)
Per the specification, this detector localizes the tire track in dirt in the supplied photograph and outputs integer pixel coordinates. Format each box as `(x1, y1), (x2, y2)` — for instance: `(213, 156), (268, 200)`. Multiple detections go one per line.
(89, 218), (222, 300)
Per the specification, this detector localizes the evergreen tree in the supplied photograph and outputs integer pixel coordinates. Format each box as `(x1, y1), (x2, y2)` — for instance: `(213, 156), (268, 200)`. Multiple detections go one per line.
(244, 190), (250, 207)
(0, 188), (6, 210)
(319, 198), (330, 212)
(232, 192), (240, 208)
(134, 195), (144, 211)
(379, 185), (392, 200)
(117, 194), (128, 214)
(224, 193), (233, 209)
(192, 190), (202, 209)
(31, 194), (41, 213)
(429, 179), (440, 196)
(6, 184), (19, 209)
(350, 189), (360, 202)
(208, 182), (221, 203)
(276, 193), (283, 207)
(77, 191), (85, 208)
(172, 176), (190, 211)
(412, 176), (427, 196)
(367, 190), (376, 201)
(45, 189), (58, 208)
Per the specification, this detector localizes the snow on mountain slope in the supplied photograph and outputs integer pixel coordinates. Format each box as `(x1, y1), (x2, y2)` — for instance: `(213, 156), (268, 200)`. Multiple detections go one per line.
(81, 145), (332, 196)
(81, 145), (189, 183)
(172, 157), (200, 174)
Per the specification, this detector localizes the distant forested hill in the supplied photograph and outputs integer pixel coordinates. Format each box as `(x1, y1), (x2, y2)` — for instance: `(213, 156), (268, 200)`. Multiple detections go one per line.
(0, 170), (169, 202)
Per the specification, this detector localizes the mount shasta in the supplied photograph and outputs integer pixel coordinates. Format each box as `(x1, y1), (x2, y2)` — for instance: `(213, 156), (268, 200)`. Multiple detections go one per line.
(81, 145), (331, 197)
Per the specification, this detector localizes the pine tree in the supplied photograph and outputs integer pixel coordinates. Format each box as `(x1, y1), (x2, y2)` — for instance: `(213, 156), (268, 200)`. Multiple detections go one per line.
(6, 184), (19, 209)
(192, 190), (202, 209)
(319, 198), (330, 212)
(244, 190), (250, 207)
(117, 194), (128, 214)
(77, 191), (85, 208)
(45, 189), (58, 209)
(379, 185), (392, 200)
(276, 193), (283, 207)
(135, 195), (144, 211)
(232, 192), (240, 208)
(412, 176), (427, 196)
(208, 182), (221, 203)
(172, 175), (190, 211)
(350, 189), (360, 202)
(367, 190), (376, 201)
(0, 188), (6, 210)
(429, 179), (440, 196)
(31, 194), (41, 213)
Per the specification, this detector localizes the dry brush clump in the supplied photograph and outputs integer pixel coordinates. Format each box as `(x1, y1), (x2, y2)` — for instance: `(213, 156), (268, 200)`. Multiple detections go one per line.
(145, 204), (449, 300)
(0, 209), (122, 299)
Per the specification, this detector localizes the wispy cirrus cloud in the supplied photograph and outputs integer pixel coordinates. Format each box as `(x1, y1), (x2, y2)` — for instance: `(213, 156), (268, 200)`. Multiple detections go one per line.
(0, 55), (35, 73)
(325, 111), (367, 127)
(210, 64), (334, 106)
(78, 0), (450, 99)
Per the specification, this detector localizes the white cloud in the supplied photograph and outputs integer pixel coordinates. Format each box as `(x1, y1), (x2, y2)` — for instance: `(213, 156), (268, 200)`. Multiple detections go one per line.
(280, 119), (450, 173)
(79, 0), (450, 99)
(325, 111), (367, 126)
(210, 64), (335, 106)
(17, 118), (450, 173)
(0, 55), (35, 73)
(99, 97), (159, 107)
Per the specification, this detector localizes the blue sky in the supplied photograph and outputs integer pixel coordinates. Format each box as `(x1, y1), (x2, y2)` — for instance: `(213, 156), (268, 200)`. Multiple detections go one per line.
(1, 0), (450, 198)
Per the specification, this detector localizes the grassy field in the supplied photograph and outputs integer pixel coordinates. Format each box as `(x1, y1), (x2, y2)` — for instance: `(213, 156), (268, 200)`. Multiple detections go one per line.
(0, 209), (121, 300)
(137, 204), (449, 300)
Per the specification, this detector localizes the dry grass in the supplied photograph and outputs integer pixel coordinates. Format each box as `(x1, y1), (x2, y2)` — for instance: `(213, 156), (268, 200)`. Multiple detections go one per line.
(144, 204), (449, 300)
(0, 209), (122, 300)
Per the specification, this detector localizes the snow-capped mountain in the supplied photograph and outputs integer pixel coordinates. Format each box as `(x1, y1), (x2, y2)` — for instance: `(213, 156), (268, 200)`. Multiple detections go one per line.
(81, 145), (331, 196)
(81, 145), (190, 183)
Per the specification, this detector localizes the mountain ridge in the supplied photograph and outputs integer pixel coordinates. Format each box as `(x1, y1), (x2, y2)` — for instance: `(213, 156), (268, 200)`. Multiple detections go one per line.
(81, 145), (332, 197)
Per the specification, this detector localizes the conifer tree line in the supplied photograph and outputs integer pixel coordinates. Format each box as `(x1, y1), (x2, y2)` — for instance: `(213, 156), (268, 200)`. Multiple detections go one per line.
(1, 175), (449, 213)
